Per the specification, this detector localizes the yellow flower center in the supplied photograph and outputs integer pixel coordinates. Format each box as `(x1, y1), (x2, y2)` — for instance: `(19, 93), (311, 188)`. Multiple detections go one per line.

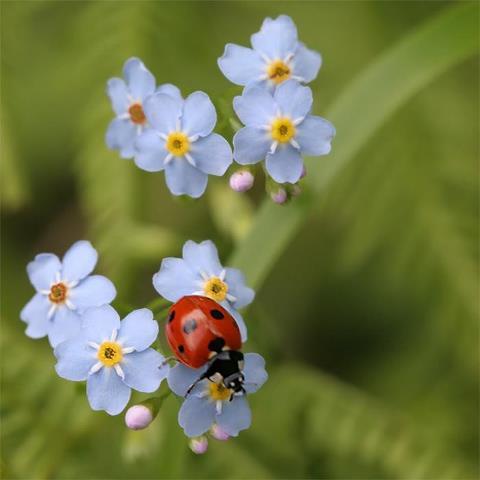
(166, 132), (190, 156)
(209, 382), (233, 402)
(128, 103), (146, 125)
(271, 117), (296, 143)
(204, 276), (228, 302)
(48, 282), (68, 304)
(97, 341), (123, 367)
(267, 60), (291, 85)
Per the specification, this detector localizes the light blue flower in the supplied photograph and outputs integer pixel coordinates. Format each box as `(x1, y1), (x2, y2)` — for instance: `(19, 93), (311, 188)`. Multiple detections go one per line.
(153, 240), (254, 341)
(106, 57), (182, 159)
(54, 305), (168, 416)
(218, 15), (321, 90)
(233, 80), (335, 184)
(20, 241), (116, 347)
(167, 353), (268, 437)
(133, 90), (233, 198)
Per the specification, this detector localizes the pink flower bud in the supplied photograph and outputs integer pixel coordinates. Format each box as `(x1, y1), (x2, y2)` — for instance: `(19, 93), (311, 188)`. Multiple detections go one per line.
(229, 170), (254, 192)
(271, 188), (288, 204)
(210, 424), (230, 441)
(189, 436), (208, 454)
(125, 405), (153, 430)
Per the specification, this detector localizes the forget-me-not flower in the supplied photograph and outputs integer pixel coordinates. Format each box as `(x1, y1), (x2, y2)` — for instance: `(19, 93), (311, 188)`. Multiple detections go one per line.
(168, 353), (268, 437)
(233, 80), (335, 184)
(153, 240), (254, 341)
(106, 57), (182, 159)
(55, 305), (168, 415)
(133, 90), (233, 198)
(20, 241), (116, 347)
(218, 15), (321, 89)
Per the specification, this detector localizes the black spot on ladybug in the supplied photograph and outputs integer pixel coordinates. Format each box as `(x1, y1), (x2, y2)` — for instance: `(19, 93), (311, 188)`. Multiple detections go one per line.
(183, 319), (197, 334)
(178, 344), (185, 353)
(167, 310), (175, 323)
(208, 337), (225, 353)
(210, 309), (224, 320)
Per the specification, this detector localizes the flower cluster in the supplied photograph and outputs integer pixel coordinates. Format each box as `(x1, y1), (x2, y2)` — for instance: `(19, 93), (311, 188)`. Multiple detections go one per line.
(19, 13), (331, 457)
(106, 58), (233, 198)
(21, 239), (267, 453)
(106, 15), (335, 202)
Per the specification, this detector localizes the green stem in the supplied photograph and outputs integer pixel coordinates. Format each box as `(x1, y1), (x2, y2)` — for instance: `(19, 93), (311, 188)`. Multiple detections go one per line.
(147, 297), (171, 314)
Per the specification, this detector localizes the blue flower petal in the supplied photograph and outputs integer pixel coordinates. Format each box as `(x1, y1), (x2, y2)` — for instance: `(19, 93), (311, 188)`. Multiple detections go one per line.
(296, 115), (335, 155)
(70, 275), (116, 310)
(134, 129), (168, 172)
(179, 395), (216, 437)
(216, 395), (251, 436)
(156, 83), (183, 105)
(183, 240), (223, 278)
(82, 305), (121, 343)
(48, 307), (82, 347)
(233, 126), (271, 165)
(218, 44), (264, 86)
(224, 268), (255, 309)
(61, 240), (98, 283)
(293, 42), (322, 83)
(190, 134), (232, 176)
(123, 57), (156, 101)
(274, 80), (312, 119)
(153, 257), (200, 302)
(265, 144), (304, 183)
(222, 304), (247, 342)
(250, 15), (298, 60)
(243, 353), (268, 393)
(106, 78), (129, 115)
(105, 118), (137, 159)
(117, 309), (158, 351)
(233, 87), (277, 127)
(121, 349), (167, 392)
(167, 363), (207, 397)
(21, 293), (51, 339)
(54, 336), (96, 381)
(181, 91), (216, 138)
(87, 366), (131, 415)
(27, 253), (61, 291)
(144, 93), (182, 135)
(164, 158), (208, 198)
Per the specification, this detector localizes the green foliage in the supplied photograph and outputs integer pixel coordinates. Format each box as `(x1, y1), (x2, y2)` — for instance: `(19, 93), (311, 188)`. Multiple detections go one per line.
(1, 1), (478, 479)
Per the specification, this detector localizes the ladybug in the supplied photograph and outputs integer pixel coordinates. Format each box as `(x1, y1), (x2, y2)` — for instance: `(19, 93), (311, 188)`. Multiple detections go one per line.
(165, 295), (245, 398)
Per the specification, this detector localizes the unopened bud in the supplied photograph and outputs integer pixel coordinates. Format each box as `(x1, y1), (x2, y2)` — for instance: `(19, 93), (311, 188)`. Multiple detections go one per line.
(210, 424), (230, 441)
(229, 170), (254, 192)
(125, 396), (163, 430)
(271, 188), (288, 204)
(189, 436), (208, 454)
(125, 405), (153, 430)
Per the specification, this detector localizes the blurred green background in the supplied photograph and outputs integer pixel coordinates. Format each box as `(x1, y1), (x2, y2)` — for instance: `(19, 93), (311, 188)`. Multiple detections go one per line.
(1, 1), (478, 479)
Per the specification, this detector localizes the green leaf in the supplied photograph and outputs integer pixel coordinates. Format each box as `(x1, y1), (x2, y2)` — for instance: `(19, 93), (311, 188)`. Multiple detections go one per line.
(0, 109), (29, 210)
(243, 364), (475, 479)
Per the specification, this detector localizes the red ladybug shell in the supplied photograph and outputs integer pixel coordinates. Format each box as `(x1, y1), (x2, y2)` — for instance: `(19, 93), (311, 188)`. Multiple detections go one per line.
(165, 295), (242, 368)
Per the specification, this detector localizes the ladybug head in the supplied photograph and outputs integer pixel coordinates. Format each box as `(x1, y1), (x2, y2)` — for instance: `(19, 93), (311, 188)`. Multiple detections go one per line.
(223, 371), (245, 395)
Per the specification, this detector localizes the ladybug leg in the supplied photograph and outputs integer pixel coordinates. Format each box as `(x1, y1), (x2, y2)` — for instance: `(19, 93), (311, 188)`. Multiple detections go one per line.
(185, 372), (210, 397)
